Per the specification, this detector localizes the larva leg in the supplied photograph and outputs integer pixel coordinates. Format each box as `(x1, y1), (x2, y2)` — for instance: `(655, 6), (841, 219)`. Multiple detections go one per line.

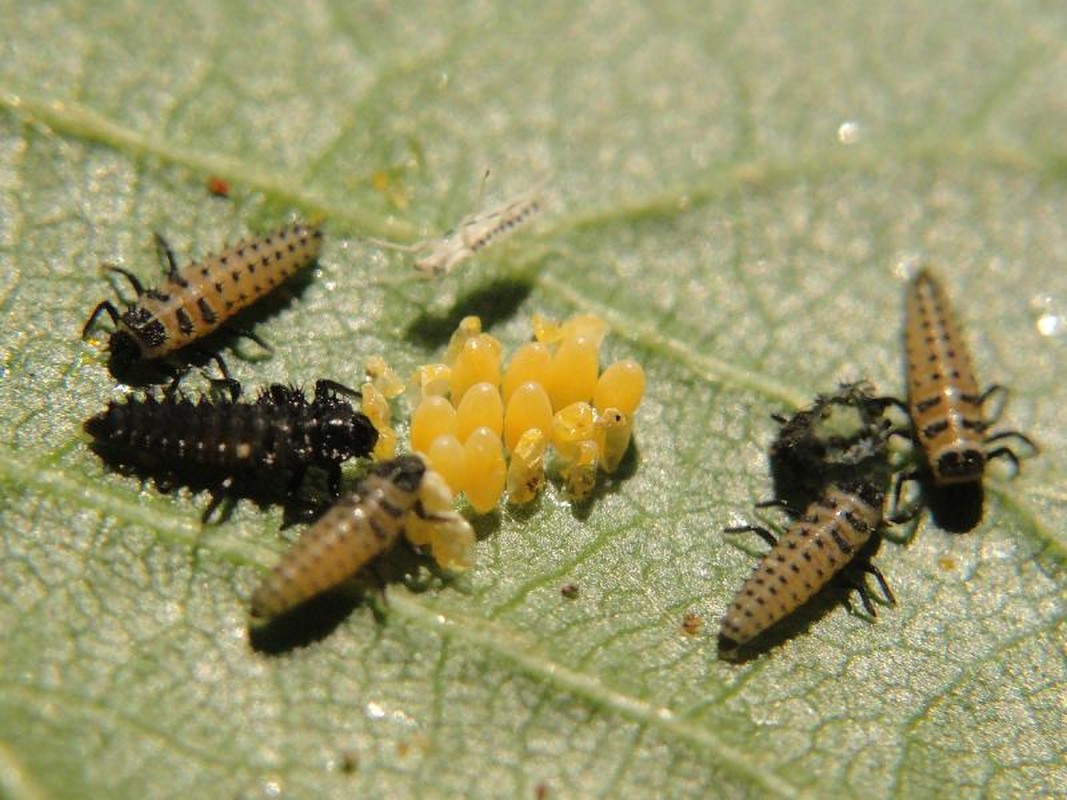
(978, 384), (1009, 425)
(82, 300), (122, 337)
(222, 324), (274, 354)
(723, 524), (778, 548)
(861, 561), (896, 605)
(152, 232), (184, 285)
(106, 265), (146, 297)
(315, 379), (360, 399)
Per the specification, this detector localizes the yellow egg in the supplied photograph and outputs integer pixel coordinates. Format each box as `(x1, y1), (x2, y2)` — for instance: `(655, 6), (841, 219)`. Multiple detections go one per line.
(595, 408), (632, 473)
(593, 359), (646, 415)
(502, 342), (552, 403)
(561, 439), (599, 501)
(365, 355), (405, 399)
(444, 315), (482, 365)
(461, 427), (507, 514)
(507, 428), (548, 504)
(424, 434), (465, 497)
(560, 313), (608, 348)
(410, 362), (452, 399)
(503, 381), (554, 451)
(531, 313), (562, 344)
(456, 381), (504, 442)
(411, 396), (458, 455)
(450, 333), (503, 403)
(551, 401), (597, 463)
(547, 335), (599, 410)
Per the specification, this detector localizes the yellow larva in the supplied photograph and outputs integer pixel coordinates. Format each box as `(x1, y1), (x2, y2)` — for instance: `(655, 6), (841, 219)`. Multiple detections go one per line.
(506, 428), (548, 504)
(83, 223), (322, 370)
(547, 335), (600, 410)
(531, 313), (562, 345)
(503, 381), (554, 452)
(365, 356), (405, 399)
(456, 382), (504, 441)
(411, 396), (458, 455)
(450, 333), (503, 404)
(250, 455), (425, 623)
(561, 439), (599, 501)
(403, 469), (476, 571)
(595, 408), (632, 474)
(502, 342), (553, 404)
(719, 481), (893, 653)
(905, 269), (1036, 485)
(461, 427), (507, 513)
(559, 313), (609, 348)
(361, 381), (396, 460)
(593, 360), (646, 416)
(550, 401), (597, 463)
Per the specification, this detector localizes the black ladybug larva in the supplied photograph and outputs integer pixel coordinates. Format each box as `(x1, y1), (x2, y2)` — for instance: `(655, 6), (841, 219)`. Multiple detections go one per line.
(250, 454), (475, 624)
(769, 381), (905, 510)
(905, 269), (1037, 486)
(85, 379), (377, 519)
(719, 480), (895, 655)
(82, 222), (323, 375)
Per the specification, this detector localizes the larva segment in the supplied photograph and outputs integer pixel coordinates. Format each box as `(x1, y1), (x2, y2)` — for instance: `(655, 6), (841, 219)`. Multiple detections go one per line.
(905, 269), (987, 484)
(250, 455), (426, 623)
(85, 223), (323, 366)
(719, 482), (885, 652)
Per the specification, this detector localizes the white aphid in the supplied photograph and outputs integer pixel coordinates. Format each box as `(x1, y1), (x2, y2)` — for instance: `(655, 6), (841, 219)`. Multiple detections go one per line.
(369, 174), (547, 277)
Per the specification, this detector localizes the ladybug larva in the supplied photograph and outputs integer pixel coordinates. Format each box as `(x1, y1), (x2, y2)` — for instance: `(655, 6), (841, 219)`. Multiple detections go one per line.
(83, 222), (323, 376)
(719, 480), (895, 655)
(84, 378), (377, 520)
(249, 454), (474, 624)
(904, 268), (1037, 486)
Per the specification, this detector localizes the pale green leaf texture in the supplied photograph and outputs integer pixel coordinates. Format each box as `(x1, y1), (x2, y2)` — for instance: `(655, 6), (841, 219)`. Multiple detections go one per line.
(1, 2), (1064, 798)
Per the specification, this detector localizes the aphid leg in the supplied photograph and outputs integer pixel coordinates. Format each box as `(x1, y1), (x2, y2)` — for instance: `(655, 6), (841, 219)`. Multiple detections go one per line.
(723, 524), (778, 548)
(978, 384), (1010, 426)
(107, 265), (146, 296)
(82, 300), (122, 338)
(152, 232), (183, 284)
(315, 379), (361, 399)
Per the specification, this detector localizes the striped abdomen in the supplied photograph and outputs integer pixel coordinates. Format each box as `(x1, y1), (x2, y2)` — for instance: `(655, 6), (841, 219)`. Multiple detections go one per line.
(120, 223), (322, 358)
(719, 482), (884, 651)
(905, 269), (986, 484)
(250, 456), (427, 623)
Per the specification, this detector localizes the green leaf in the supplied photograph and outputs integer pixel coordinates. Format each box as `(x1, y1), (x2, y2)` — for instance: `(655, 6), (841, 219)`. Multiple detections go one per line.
(1, 2), (1064, 798)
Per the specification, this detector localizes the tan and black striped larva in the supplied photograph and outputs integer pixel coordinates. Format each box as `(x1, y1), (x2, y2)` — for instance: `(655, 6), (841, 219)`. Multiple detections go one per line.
(250, 454), (474, 625)
(719, 480), (895, 655)
(83, 222), (323, 375)
(905, 269), (1036, 486)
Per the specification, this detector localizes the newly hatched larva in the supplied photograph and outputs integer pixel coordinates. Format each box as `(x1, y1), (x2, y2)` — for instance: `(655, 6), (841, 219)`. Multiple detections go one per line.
(82, 222), (322, 374)
(368, 177), (545, 277)
(250, 455), (472, 623)
(404, 467), (477, 570)
(719, 480), (895, 654)
(595, 408), (632, 474)
(560, 439), (599, 501)
(507, 428), (548, 504)
(905, 269), (1036, 485)
(85, 379), (378, 518)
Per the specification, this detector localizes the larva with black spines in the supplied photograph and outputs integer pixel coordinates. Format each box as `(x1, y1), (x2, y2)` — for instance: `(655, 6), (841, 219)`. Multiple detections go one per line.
(250, 454), (475, 624)
(84, 379), (377, 517)
(905, 269), (1037, 486)
(83, 222), (323, 373)
(719, 480), (894, 655)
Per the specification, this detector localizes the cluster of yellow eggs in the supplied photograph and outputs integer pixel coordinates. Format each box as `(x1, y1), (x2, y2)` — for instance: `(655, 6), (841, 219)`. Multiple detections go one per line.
(361, 355), (405, 460)
(408, 313), (646, 512)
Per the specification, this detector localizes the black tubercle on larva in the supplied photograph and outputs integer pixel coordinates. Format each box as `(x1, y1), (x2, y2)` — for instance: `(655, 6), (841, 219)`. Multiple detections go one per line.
(85, 379), (377, 520)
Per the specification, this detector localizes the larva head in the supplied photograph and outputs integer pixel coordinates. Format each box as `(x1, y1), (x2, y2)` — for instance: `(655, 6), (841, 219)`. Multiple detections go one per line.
(371, 454), (428, 495)
(308, 396), (379, 465)
(935, 446), (985, 484)
(837, 478), (886, 511)
(106, 330), (144, 376)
